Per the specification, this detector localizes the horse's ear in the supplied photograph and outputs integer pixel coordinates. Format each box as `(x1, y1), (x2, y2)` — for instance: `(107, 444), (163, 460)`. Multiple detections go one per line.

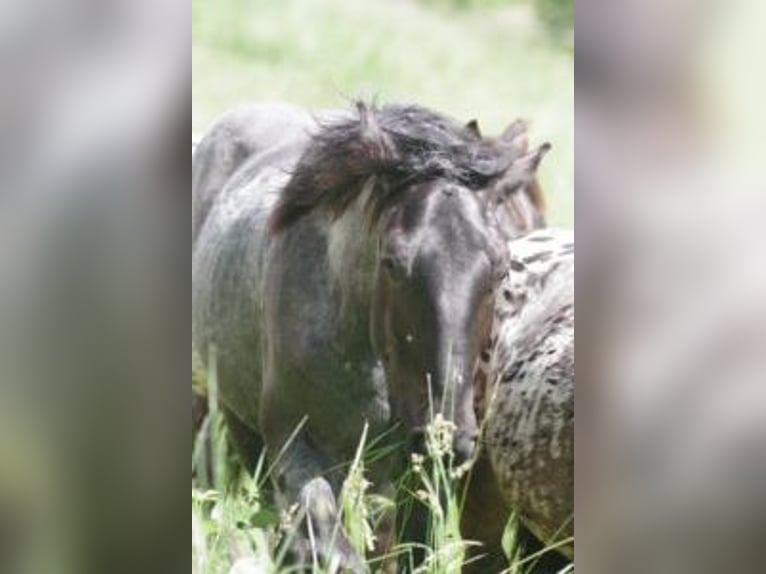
(500, 119), (529, 155)
(515, 141), (552, 175)
(465, 119), (482, 138)
(485, 141), (551, 209)
(482, 142), (550, 236)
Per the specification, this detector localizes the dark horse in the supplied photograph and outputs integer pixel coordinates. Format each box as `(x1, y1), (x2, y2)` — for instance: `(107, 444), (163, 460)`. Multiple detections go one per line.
(192, 102), (549, 571)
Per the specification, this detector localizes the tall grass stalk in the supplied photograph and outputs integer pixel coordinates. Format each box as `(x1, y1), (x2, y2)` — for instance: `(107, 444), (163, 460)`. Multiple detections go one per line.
(407, 412), (471, 573)
(338, 423), (376, 556)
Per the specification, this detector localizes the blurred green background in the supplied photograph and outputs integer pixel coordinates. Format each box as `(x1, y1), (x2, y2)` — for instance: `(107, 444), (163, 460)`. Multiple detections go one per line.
(192, 0), (573, 226)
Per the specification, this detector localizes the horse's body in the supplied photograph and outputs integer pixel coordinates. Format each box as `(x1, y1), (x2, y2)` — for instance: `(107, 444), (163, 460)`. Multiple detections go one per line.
(464, 228), (574, 572)
(192, 102), (548, 570)
(193, 104), (320, 426)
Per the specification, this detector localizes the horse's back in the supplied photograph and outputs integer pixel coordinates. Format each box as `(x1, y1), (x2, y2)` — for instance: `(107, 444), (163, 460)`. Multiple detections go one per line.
(192, 103), (315, 242)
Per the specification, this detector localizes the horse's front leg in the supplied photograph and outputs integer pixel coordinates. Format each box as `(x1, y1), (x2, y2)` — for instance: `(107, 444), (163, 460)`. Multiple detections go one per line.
(276, 438), (367, 573)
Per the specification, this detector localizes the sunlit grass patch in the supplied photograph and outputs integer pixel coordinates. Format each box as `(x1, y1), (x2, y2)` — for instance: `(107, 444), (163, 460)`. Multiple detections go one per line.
(192, 408), (572, 572)
(191, 337), (573, 573)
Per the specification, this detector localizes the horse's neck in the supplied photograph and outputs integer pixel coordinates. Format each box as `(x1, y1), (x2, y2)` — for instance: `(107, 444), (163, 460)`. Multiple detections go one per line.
(475, 229), (574, 416)
(498, 228), (574, 316)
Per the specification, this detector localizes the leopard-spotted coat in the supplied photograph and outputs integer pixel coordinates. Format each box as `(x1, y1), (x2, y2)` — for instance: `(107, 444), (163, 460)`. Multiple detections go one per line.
(468, 227), (574, 565)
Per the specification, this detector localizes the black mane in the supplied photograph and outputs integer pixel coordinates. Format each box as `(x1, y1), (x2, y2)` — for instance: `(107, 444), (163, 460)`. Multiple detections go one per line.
(269, 102), (516, 233)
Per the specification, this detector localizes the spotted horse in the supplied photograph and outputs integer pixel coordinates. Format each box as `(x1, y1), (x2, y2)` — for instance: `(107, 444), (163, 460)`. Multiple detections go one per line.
(462, 227), (574, 573)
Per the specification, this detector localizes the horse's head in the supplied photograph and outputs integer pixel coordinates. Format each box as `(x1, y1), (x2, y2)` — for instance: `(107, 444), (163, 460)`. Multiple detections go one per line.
(364, 115), (549, 464)
(270, 102), (549, 463)
(370, 178), (495, 463)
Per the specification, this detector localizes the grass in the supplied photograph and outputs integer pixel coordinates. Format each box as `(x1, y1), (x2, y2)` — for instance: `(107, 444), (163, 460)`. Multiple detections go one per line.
(192, 0), (573, 227)
(192, 353), (573, 573)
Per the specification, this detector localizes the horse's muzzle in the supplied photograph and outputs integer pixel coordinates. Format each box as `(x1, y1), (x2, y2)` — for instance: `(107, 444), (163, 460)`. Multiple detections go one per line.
(453, 430), (478, 465)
